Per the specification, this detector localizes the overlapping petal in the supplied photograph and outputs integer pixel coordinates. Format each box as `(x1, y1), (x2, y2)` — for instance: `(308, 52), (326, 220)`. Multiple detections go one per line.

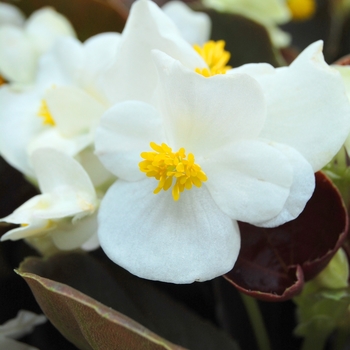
(96, 101), (164, 181)
(162, 1), (211, 45)
(1, 148), (98, 243)
(98, 0), (205, 105)
(98, 179), (239, 283)
(233, 41), (350, 171)
(202, 139), (293, 223)
(153, 50), (266, 157)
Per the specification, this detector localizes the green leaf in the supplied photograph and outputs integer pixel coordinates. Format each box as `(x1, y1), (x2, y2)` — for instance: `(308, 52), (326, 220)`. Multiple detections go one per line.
(16, 252), (240, 350)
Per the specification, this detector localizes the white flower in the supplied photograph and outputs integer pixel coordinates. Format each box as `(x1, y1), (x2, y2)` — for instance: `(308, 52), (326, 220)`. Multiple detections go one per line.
(0, 32), (120, 186)
(95, 41), (350, 284)
(202, 0), (291, 47)
(0, 7), (76, 84)
(0, 310), (46, 350)
(1, 148), (99, 251)
(162, 1), (211, 45)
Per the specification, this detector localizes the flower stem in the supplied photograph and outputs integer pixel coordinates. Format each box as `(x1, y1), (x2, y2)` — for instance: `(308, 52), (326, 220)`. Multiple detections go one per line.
(240, 293), (272, 350)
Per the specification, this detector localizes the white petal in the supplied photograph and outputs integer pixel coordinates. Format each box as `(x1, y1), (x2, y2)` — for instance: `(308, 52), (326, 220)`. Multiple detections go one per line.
(0, 3), (25, 27)
(0, 26), (37, 83)
(0, 86), (43, 176)
(250, 41), (350, 171)
(98, 179), (240, 283)
(27, 128), (93, 160)
(202, 139), (293, 223)
(0, 310), (46, 339)
(98, 0), (204, 104)
(32, 148), (96, 201)
(95, 101), (165, 181)
(256, 142), (315, 227)
(25, 7), (76, 54)
(45, 86), (105, 137)
(162, 1), (211, 45)
(50, 212), (98, 250)
(153, 50), (266, 157)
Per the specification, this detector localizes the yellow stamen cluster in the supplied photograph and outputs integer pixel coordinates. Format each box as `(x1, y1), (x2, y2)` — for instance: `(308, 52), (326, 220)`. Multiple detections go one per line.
(37, 100), (55, 126)
(194, 40), (231, 77)
(287, 0), (316, 21)
(139, 142), (208, 201)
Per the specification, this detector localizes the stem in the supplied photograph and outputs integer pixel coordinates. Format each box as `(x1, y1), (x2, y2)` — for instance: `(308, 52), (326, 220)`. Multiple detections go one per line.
(240, 293), (272, 350)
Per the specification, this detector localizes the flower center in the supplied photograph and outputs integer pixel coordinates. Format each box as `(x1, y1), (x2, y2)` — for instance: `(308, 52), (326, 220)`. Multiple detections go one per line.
(193, 40), (232, 77)
(139, 142), (207, 201)
(287, 0), (316, 21)
(37, 100), (55, 126)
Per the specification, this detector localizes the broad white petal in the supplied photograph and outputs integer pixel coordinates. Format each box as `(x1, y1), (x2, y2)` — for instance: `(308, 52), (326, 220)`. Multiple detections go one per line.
(45, 86), (105, 137)
(0, 26), (37, 83)
(50, 212), (98, 250)
(98, 179), (239, 283)
(256, 142), (315, 227)
(0, 86), (43, 176)
(153, 50), (266, 157)
(252, 41), (350, 171)
(95, 101), (164, 181)
(25, 7), (76, 54)
(202, 139), (292, 223)
(162, 1), (211, 45)
(98, 0), (204, 105)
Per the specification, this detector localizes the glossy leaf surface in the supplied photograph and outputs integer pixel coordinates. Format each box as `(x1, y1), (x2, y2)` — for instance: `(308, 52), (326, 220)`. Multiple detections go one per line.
(225, 172), (348, 301)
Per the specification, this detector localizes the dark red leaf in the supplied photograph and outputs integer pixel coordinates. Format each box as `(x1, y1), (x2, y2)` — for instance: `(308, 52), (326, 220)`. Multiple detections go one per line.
(225, 172), (348, 301)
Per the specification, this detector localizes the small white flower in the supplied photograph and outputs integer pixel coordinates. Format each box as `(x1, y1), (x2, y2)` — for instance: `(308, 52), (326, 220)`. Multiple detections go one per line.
(0, 7), (76, 84)
(0, 32), (120, 186)
(1, 148), (99, 251)
(0, 310), (46, 350)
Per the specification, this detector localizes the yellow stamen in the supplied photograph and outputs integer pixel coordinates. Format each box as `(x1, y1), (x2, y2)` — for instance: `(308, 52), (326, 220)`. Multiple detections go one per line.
(139, 142), (207, 201)
(37, 100), (55, 126)
(0, 75), (6, 86)
(287, 0), (316, 21)
(194, 40), (232, 77)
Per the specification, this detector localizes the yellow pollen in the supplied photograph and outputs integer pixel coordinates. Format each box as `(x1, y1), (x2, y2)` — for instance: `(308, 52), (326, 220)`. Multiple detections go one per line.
(287, 0), (316, 21)
(37, 100), (55, 126)
(139, 142), (208, 201)
(193, 40), (232, 77)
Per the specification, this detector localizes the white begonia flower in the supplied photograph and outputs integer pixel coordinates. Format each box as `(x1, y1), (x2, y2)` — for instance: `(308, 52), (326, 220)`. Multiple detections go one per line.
(0, 7), (76, 84)
(95, 38), (350, 283)
(0, 32), (120, 186)
(0, 2), (25, 27)
(162, 1), (211, 45)
(0, 148), (99, 251)
(201, 0), (291, 48)
(0, 310), (46, 350)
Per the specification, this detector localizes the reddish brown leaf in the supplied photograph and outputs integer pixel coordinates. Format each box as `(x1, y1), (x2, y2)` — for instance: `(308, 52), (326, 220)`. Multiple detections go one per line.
(225, 172), (348, 301)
